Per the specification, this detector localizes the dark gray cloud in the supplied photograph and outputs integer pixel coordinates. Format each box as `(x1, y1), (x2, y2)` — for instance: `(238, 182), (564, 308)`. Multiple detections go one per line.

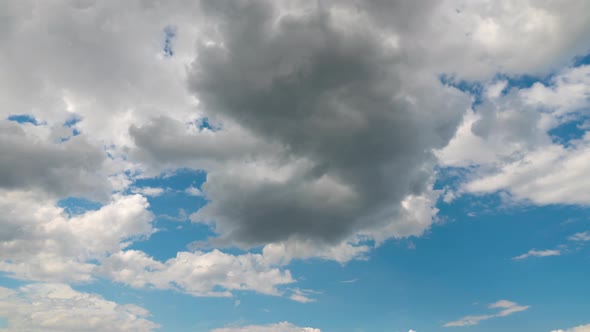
(177, 0), (470, 247)
(0, 121), (108, 198)
(127, 0), (472, 248)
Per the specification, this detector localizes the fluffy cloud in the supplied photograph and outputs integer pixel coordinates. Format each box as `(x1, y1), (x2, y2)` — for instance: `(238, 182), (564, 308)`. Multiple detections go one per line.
(0, 283), (159, 332)
(210, 322), (320, 332)
(0, 191), (154, 282)
(444, 300), (529, 327)
(552, 323), (590, 332)
(438, 64), (590, 206)
(98, 249), (295, 298)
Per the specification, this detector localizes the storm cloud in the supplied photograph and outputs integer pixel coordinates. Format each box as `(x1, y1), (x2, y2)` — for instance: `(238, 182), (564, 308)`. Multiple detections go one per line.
(131, 0), (471, 247)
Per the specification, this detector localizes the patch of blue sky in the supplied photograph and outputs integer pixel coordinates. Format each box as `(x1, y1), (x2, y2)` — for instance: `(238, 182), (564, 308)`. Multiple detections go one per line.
(64, 114), (82, 127)
(7, 114), (40, 125)
(57, 196), (102, 216)
(548, 117), (589, 146)
(127, 169), (214, 261)
(573, 52), (590, 67)
(0, 273), (27, 289)
(196, 117), (221, 132)
(162, 25), (177, 58)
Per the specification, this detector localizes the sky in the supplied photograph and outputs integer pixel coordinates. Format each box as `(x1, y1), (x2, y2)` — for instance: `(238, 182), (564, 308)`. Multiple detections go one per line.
(0, 0), (589, 331)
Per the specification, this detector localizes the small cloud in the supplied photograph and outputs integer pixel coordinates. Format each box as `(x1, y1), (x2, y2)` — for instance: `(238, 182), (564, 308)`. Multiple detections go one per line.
(568, 231), (590, 242)
(340, 278), (359, 284)
(512, 249), (561, 260)
(234, 300), (240, 307)
(407, 241), (416, 250)
(159, 209), (188, 222)
(185, 186), (203, 196)
(131, 186), (165, 197)
(444, 300), (529, 327)
(288, 288), (318, 303)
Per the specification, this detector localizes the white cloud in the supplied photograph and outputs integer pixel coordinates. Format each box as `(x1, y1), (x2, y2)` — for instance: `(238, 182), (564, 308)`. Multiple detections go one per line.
(438, 64), (590, 206)
(513, 248), (563, 260)
(261, 238), (370, 266)
(99, 249), (296, 298)
(131, 186), (165, 197)
(210, 322), (321, 332)
(551, 323), (590, 332)
(512, 249), (561, 261)
(444, 300), (529, 327)
(0, 283), (159, 331)
(185, 186), (203, 196)
(0, 191), (154, 282)
(569, 231), (590, 242)
(288, 288), (317, 304)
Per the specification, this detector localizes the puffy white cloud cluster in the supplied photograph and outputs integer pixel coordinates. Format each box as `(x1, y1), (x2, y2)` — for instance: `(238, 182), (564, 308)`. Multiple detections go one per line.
(0, 283), (159, 331)
(438, 64), (590, 206)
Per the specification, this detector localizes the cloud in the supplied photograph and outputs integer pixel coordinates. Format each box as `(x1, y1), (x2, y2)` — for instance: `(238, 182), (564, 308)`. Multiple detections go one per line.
(288, 288), (317, 303)
(0, 191), (154, 282)
(512, 249), (561, 261)
(98, 249), (296, 298)
(0, 121), (110, 199)
(551, 323), (590, 332)
(131, 186), (166, 197)
(185, 186), (203, 196)
(444, 300), (529, 327)
(569, 231), (590, 242)
(438, 64), (590, 206)
(210, 322), (320, 332)
(340, 278), (359, 284)
(0, 283), (159, 331)
(155, 0), (470, 250)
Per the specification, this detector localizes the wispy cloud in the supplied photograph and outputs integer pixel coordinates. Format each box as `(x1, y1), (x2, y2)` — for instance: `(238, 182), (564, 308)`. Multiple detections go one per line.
(444, 300), (529, 327)
(512, 249), (561, 260)
(340, 278), (359, 284)
(569, 231), (590, 242)
(288, 288), (319, 304)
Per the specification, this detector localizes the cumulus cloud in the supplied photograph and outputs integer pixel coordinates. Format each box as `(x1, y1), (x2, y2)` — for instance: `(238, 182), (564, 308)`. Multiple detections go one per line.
(141, 0), (471, 250)
(0, 192), (154, 282)
(98, 249), (296, 298)
(0, 283), (159, 332)
(444, 300), (529, 327)
(210, 321), (320, 332)
(438, 64), (590, 206)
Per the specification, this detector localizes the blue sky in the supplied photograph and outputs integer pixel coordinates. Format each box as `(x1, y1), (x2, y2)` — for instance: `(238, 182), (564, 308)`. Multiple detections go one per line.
(1, 1), (590, 332)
